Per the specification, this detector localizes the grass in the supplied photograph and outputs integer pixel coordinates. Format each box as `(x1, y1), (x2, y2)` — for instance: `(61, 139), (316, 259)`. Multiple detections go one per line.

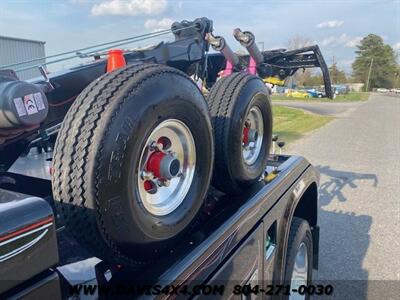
(272, 105), (333, 143)
(271, 92), (370, 102)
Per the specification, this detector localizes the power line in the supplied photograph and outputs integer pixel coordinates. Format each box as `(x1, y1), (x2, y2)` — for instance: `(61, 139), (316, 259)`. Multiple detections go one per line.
(0, 28), (173, 70)
(1, 25), (197, 72)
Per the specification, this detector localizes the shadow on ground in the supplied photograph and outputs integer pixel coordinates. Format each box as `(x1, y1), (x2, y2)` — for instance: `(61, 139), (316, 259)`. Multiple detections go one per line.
(313, 165), (380, 299)
(317, 165), (378, 206)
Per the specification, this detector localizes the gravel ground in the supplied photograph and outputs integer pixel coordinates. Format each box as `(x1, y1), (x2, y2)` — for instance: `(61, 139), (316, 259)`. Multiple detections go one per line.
(286, 94), (400, 298)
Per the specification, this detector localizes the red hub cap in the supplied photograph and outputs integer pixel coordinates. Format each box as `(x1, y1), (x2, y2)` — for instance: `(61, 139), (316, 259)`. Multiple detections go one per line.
(146, 150), (180, 180)
(146, 151), (166, 178)
(243, 127), (250, 145)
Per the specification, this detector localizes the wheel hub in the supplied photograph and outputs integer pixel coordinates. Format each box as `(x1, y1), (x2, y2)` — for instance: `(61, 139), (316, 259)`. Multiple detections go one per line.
(289, 242), (308, 300)
(242, 125), (258, 146)
(242, 106), (264, 165)
(137, 119), (196, 216)
(146, 151), (180, 180)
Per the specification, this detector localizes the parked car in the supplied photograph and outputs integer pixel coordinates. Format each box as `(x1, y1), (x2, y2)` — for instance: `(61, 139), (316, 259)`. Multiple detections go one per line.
(307, 89), (324, 98)
(390, 88), (400, 94)
(332, 84), (349, 95)
(377, 88), (389, 93)
(287, 90), (311, 98)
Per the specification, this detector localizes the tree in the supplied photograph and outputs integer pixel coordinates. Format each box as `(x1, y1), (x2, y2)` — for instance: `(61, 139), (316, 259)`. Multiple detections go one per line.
(329, 63), (347, 84)
(303, 73), (323, 86)
(352, 34), (398, 90)
(287, 36), (313, 87)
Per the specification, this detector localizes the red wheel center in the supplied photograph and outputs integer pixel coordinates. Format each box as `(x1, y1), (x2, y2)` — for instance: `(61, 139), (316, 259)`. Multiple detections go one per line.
(146, 151), (181, 180)
(243, 127), (250, 145)
(146, 151), (166, 178)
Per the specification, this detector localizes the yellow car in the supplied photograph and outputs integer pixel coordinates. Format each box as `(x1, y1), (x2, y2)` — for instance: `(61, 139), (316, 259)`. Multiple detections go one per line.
(286, 90), (311, 99)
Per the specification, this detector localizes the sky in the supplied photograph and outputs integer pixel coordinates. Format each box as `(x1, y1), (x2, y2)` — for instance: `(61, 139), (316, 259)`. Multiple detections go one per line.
(0, 0), (399, 74)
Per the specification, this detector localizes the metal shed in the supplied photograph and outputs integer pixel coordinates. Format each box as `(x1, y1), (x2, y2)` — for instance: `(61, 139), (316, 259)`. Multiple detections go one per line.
(0, 35), (45, 80)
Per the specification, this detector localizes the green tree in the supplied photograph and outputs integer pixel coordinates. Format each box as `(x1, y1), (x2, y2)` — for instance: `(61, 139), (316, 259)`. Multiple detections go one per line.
(329, 63), (347, 84)
(303, 74), (323, 86)
(352, 34), (398, 90)
(287, 35), (313, 87)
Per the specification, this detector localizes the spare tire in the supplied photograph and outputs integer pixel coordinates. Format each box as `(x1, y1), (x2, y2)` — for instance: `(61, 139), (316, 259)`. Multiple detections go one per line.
(52, 64), (214, 267)
(207, 72), (272, 194)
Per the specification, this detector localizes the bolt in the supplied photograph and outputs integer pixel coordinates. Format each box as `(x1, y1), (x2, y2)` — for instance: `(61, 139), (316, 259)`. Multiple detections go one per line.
(149, 141), (163, 151)
(144, 180), (157, 194)
(157, 179), (171, 187)
(141, 170), (154, 180)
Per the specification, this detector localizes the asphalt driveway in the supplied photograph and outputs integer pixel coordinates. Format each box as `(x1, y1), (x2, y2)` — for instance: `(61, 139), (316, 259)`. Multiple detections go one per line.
(286, 94), (400, 299)
(273, 100), (362, 117)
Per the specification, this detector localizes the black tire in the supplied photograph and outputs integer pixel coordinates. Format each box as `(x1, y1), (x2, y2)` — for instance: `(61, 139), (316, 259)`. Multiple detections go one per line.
(284, 217), (313, 299)
(52, 64), (213, 267)
(207, 73), (272, 194)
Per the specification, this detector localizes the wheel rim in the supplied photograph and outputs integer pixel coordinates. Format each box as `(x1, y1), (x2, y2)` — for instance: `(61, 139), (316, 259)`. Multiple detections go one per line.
(289, 242), (308, 300)
(242, 105), (264, 165)
(137, 119), (196, 216)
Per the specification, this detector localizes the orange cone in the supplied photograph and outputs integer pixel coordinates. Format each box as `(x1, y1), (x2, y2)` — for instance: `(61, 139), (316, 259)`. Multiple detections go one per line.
(107, 49), (126, 73)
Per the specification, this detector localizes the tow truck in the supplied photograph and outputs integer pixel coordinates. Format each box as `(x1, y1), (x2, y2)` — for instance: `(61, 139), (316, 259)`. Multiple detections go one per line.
(0, 17), (327, 298)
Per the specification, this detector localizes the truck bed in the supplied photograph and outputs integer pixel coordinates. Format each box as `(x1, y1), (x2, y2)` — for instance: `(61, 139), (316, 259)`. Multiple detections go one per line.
(58, 155), (317, 293)
(0, 154), (319, 298)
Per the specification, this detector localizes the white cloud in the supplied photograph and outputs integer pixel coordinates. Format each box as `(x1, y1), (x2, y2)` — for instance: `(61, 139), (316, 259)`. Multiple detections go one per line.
(91, 0), (167, 16)
(320, 34), (347, 47)
(316, 20), (344, 29)
(319, 33), (361, 48)
(144, 18), (173, 31)
(393, 42), (400, 51)
(320, 36), (336, 47)
(345, 36), (362, 48)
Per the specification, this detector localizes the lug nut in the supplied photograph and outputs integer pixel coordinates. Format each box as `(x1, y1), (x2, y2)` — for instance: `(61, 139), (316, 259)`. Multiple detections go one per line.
(144, 180), (157, 194)
(141, 170), (154, 180)
(156, 179), (171, 187)
(149, 141), (164, 151)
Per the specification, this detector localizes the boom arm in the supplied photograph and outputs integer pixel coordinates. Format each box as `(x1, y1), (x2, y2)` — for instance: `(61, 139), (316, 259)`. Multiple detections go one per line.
(202, 45), (333, 99)
(259, 45), (333, 98)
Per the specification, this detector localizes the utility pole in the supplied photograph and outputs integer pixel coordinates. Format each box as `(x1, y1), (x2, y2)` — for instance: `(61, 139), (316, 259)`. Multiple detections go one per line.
(365, 57), (374, 92)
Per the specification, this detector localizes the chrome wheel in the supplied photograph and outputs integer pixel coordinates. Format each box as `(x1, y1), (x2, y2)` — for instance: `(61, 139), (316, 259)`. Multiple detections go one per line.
(138, 119), (196, 216)
(289, 242), (308, 300)
(242, 105), (264, 165)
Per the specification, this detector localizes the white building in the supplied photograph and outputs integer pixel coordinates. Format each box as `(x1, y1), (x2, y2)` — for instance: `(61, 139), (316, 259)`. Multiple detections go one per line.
(0, 35), (45, 80)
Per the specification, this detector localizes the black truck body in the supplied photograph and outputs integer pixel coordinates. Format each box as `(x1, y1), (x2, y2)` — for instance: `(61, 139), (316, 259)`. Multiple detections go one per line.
(0, 155), (319, 299)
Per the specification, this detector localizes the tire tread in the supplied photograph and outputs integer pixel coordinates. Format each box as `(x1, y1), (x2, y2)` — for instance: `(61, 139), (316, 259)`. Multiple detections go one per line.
(52, 64), (199, 266)
(206, 73), (262, 191)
